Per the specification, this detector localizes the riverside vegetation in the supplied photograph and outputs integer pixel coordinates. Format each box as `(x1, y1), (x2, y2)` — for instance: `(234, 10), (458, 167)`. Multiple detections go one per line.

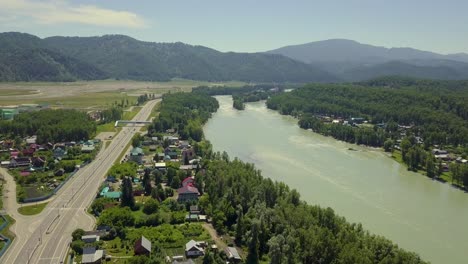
(82, 92), (427, 264)
(267, 77), (468, 188)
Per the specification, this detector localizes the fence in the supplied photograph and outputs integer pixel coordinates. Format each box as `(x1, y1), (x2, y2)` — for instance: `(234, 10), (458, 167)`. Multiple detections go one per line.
(22, 161), (90, 203)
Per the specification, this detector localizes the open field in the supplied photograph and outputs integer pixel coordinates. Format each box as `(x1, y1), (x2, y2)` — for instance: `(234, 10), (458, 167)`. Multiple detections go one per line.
(0, 79), (245, 107)
(0, 89), (38, 96)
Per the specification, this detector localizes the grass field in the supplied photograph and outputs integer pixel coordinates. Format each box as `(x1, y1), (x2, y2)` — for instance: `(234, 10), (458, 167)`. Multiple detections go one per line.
(123, 106), (142, 120)
(18, 202), (48, 215)
(0, 88), (37, 96)
(0, 79), (246, 108)
(96, 122), (118, 134)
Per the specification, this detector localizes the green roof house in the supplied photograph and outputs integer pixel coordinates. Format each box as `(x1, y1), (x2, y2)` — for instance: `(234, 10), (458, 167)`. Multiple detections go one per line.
(130, 147), (144, 164)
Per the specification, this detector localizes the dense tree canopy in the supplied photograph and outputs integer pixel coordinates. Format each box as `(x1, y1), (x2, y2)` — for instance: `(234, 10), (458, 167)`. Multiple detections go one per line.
(267, 80), (468, 147)
(201, 152), (427, 263)
(148, 92), (219, 141)
(0, 109), (96, 143)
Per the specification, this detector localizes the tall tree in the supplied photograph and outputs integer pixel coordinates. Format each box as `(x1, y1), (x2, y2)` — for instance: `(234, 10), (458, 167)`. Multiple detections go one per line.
(121, 176), (135, 208)
(143, 168), (152, 195)
(246, 220), (260, 264)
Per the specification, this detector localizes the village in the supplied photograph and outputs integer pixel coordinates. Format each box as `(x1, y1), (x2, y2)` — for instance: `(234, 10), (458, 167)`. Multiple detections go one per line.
(310, 114), (467, 179)
(72, 129), (244, 264)
(0, 135), (100, 202)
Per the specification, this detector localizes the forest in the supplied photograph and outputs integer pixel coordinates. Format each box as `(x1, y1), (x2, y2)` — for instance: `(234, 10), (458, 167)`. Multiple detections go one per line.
(267, 79), (468, 147)
(148, 92), (219, 142)
(0, 109), (96, 143)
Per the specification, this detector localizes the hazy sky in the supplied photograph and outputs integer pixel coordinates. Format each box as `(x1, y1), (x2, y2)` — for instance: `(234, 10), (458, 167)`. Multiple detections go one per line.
(0, 0), (467, 54)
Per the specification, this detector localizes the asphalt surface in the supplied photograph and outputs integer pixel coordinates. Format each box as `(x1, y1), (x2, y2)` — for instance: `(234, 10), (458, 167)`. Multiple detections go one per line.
(0, 99), (159, 264)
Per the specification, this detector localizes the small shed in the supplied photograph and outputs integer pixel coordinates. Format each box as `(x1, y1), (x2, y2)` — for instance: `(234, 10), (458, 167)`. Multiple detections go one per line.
(134, 235), (152, 255)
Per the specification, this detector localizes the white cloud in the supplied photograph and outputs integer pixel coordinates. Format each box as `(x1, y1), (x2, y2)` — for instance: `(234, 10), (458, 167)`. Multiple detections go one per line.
(0, 0), (146, 28)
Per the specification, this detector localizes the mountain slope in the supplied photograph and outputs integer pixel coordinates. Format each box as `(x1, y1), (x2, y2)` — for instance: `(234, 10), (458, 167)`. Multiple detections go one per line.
(42, 35), (337, 82)
(0, 32), (107, 81)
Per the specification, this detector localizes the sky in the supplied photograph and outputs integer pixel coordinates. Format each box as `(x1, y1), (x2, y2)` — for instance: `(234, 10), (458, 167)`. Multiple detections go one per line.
(0, 0), (467, 54)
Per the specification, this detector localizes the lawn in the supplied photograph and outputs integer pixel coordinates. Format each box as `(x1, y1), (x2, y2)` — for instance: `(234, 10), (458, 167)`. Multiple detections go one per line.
(18, 202), (48, 215)
(123, 106), (142, 120)
(96, 122), (117, 134)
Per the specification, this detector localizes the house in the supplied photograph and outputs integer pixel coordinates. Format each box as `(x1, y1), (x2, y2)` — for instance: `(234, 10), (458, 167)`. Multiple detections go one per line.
(182, 148), (196, 162)
(179, 165), (195, 171)
(178, 141), (190, 149)
(82, 247), (104, 264)
(81, 145), (95, 153)
(142, 140), (153, 146)
(155, 162), (166, 170)
(103, 191), (121, 200)
(10, 150), (19, 159)
(32, 157), (46, 168)
(134, 236), (152, 255)
(53, 147), (67, 159)
(185, 240), (205, 257)
(156, 153), (165, 161)
(25, 136), (37, 145)
(225, 247), (242, 262)
(349, 117), (365, 125)
(9, 157), (31, 168)
(177, 186), (199, 202)
(151, 136), (159, 142)
(82, 235), (100, 243)
(167, 152), (178, 160)
(84, 230), (108, 238)
(163, 135), (179, 144)
(129, 147), (144, 164)
(182, 177), (195, 187)
(1, 161), (10, 167)
(22, 147), (36, 157)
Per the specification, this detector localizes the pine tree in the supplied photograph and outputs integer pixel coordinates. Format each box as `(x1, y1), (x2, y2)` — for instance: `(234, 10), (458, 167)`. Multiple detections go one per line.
(121, 176), (135, 208)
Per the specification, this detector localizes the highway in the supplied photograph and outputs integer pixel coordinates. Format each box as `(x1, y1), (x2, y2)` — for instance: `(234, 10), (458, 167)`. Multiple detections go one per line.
(0, 99), (160, 264)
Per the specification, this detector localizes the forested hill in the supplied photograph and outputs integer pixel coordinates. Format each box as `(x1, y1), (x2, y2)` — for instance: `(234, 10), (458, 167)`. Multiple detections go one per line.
(0, 32), (337, 82)
(267, 39), (468, 81)
(0, 32), (107, 81)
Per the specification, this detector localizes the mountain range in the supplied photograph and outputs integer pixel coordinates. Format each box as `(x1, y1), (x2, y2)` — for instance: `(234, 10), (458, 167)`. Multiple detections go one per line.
(0, 32), (334, 82)
(266, 39), (468, 81)
(1, 32), (467, 82)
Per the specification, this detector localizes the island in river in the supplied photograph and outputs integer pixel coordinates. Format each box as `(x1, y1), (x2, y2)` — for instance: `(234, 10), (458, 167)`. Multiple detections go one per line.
(204, 96), (468, 264)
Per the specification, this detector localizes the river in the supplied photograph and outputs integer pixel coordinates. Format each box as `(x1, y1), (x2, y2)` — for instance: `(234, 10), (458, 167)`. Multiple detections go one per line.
(203, 96), (468, 264)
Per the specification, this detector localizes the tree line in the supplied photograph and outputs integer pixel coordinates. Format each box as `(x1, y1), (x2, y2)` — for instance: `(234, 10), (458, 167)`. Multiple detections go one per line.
(267, 80), (468, 147)
(0, 109), (96, 143)
(148, 92), (218, 141)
